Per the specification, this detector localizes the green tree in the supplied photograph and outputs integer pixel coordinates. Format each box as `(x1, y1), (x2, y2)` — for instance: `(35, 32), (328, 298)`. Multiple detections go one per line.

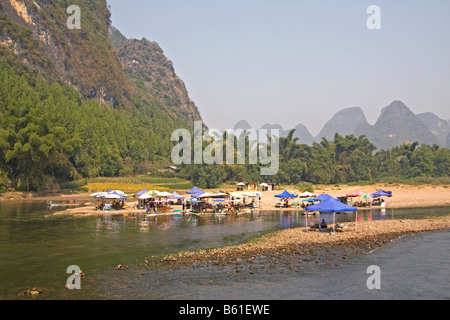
(433, 148), (450, 176)
(306, 138), (336, 184)
(410, 145), (436, 177)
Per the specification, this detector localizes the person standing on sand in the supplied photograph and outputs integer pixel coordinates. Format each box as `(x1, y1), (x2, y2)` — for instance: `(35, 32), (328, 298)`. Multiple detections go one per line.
(320, 219), (327, 230)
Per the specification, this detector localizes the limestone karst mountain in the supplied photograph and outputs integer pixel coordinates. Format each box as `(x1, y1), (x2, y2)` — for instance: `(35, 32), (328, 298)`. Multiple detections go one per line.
(316, 107), (369, 142)
(109, 26), (202, 124)
(416, 112), (450, 147)
(232, 101), (446, 150)
(355, 101), (440, 150)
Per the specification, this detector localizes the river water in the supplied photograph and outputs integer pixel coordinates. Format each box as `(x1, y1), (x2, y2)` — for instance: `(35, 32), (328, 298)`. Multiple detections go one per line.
(0, 201), (448, 300)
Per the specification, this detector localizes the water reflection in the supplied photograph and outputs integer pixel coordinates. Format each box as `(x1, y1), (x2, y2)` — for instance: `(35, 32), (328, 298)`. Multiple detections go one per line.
(95, 215), (126, 233)
(0, 201), (448, 299)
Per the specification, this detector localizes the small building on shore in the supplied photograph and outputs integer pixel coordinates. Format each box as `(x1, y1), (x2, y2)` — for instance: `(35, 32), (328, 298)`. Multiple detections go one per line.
(157, 166), (181, 174)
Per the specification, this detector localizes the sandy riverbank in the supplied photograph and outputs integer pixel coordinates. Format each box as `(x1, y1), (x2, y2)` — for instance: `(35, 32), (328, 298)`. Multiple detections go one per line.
(311, 184), (450, 209)
(2, 183), (448, 217)
(142, 215), (450, 272)
(242, 184), (450, 210)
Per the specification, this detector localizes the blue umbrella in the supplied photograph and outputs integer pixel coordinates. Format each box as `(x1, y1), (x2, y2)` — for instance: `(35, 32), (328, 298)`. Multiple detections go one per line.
(313, 193), (336, 202)
(187, 186), (203, 194)
(306, 198), (356, 213)
(191, 191), (205, 198)
(104, 191), (126, 200)
(171, 191), (185, 199)
(275, 190), (297, 198)
(370, 189), (392, 197)
(136, 189), (149, 196)
(306, 198), (356, 233)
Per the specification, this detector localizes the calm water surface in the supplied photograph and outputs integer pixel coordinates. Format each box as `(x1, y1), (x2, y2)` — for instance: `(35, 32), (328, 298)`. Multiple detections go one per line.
(0, 201), (448, 299)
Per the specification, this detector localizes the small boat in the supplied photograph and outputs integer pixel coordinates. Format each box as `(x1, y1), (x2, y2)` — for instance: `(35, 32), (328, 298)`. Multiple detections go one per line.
(302, 210), (318, 215)
(47, 201), (63, 207)
(47, 200), (80, 208)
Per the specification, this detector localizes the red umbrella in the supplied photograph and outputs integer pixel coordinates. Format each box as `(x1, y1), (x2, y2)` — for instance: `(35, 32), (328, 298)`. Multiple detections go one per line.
(346, 189), (365, 197)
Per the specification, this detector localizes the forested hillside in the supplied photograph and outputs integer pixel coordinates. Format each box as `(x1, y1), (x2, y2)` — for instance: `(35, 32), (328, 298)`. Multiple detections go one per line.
(0, 0), (199, 191)
(0, 0), (131, 106)
(0, 1), (449, 193)
(0, 60), (189, 191)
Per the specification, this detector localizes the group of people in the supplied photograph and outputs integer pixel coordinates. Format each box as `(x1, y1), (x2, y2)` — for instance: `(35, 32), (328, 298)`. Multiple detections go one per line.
(309, 219), (329, 231)
(185, 201), (245, 214)
(97, 200), (124, 211)
(371, 198), (385, 206)
(301, 201), (315, 209)
(145, 204), (158, 214)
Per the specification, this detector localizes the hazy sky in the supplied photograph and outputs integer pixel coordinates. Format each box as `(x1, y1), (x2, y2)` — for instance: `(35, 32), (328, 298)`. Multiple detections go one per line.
(107, 0), (450, 136)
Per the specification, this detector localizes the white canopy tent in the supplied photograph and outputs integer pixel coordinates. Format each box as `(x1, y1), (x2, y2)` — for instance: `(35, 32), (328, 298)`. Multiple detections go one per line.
(299, 191), (316, 198)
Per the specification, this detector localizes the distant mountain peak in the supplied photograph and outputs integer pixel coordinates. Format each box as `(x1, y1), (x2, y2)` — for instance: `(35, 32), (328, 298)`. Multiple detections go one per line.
(292, 123), (314, 145)
(233, 119), (252, 131)
(260, 123), (285, 132)
(379, 100), (411, 117)
(316, 106), (369, 141)
(230, 101), (447, 149)
(417, 112), (450, 146)
(387, 100), (407, 108)
(231, 120), (315, 145)
(356, 100), (439, 149)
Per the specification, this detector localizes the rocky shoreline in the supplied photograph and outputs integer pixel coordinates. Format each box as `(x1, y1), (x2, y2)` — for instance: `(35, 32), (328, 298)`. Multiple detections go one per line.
(142, 216), (450, 273)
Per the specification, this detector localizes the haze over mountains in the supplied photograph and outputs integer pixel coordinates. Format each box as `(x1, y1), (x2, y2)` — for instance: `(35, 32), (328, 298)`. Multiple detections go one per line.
(234, 101), (450, 150)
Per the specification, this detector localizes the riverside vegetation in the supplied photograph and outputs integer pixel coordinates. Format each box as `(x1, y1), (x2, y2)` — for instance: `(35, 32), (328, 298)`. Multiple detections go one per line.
(181, 131), (450, 189)
(0, 1), (448, 193)
(1, 60), (449, 194)
(0, 0), (199, 192)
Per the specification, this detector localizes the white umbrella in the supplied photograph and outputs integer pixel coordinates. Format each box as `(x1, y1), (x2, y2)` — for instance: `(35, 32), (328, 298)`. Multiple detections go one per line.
(91, 192), (107, 198)
(110, 190), (127, 196)
(104, 193), (122, 199)
(197, 192), (214, 198)
(300, 191), (316, 198)
(139, 193), (154, 199)
(212, 192), (228, 197)
(156, 191), (173, 197)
